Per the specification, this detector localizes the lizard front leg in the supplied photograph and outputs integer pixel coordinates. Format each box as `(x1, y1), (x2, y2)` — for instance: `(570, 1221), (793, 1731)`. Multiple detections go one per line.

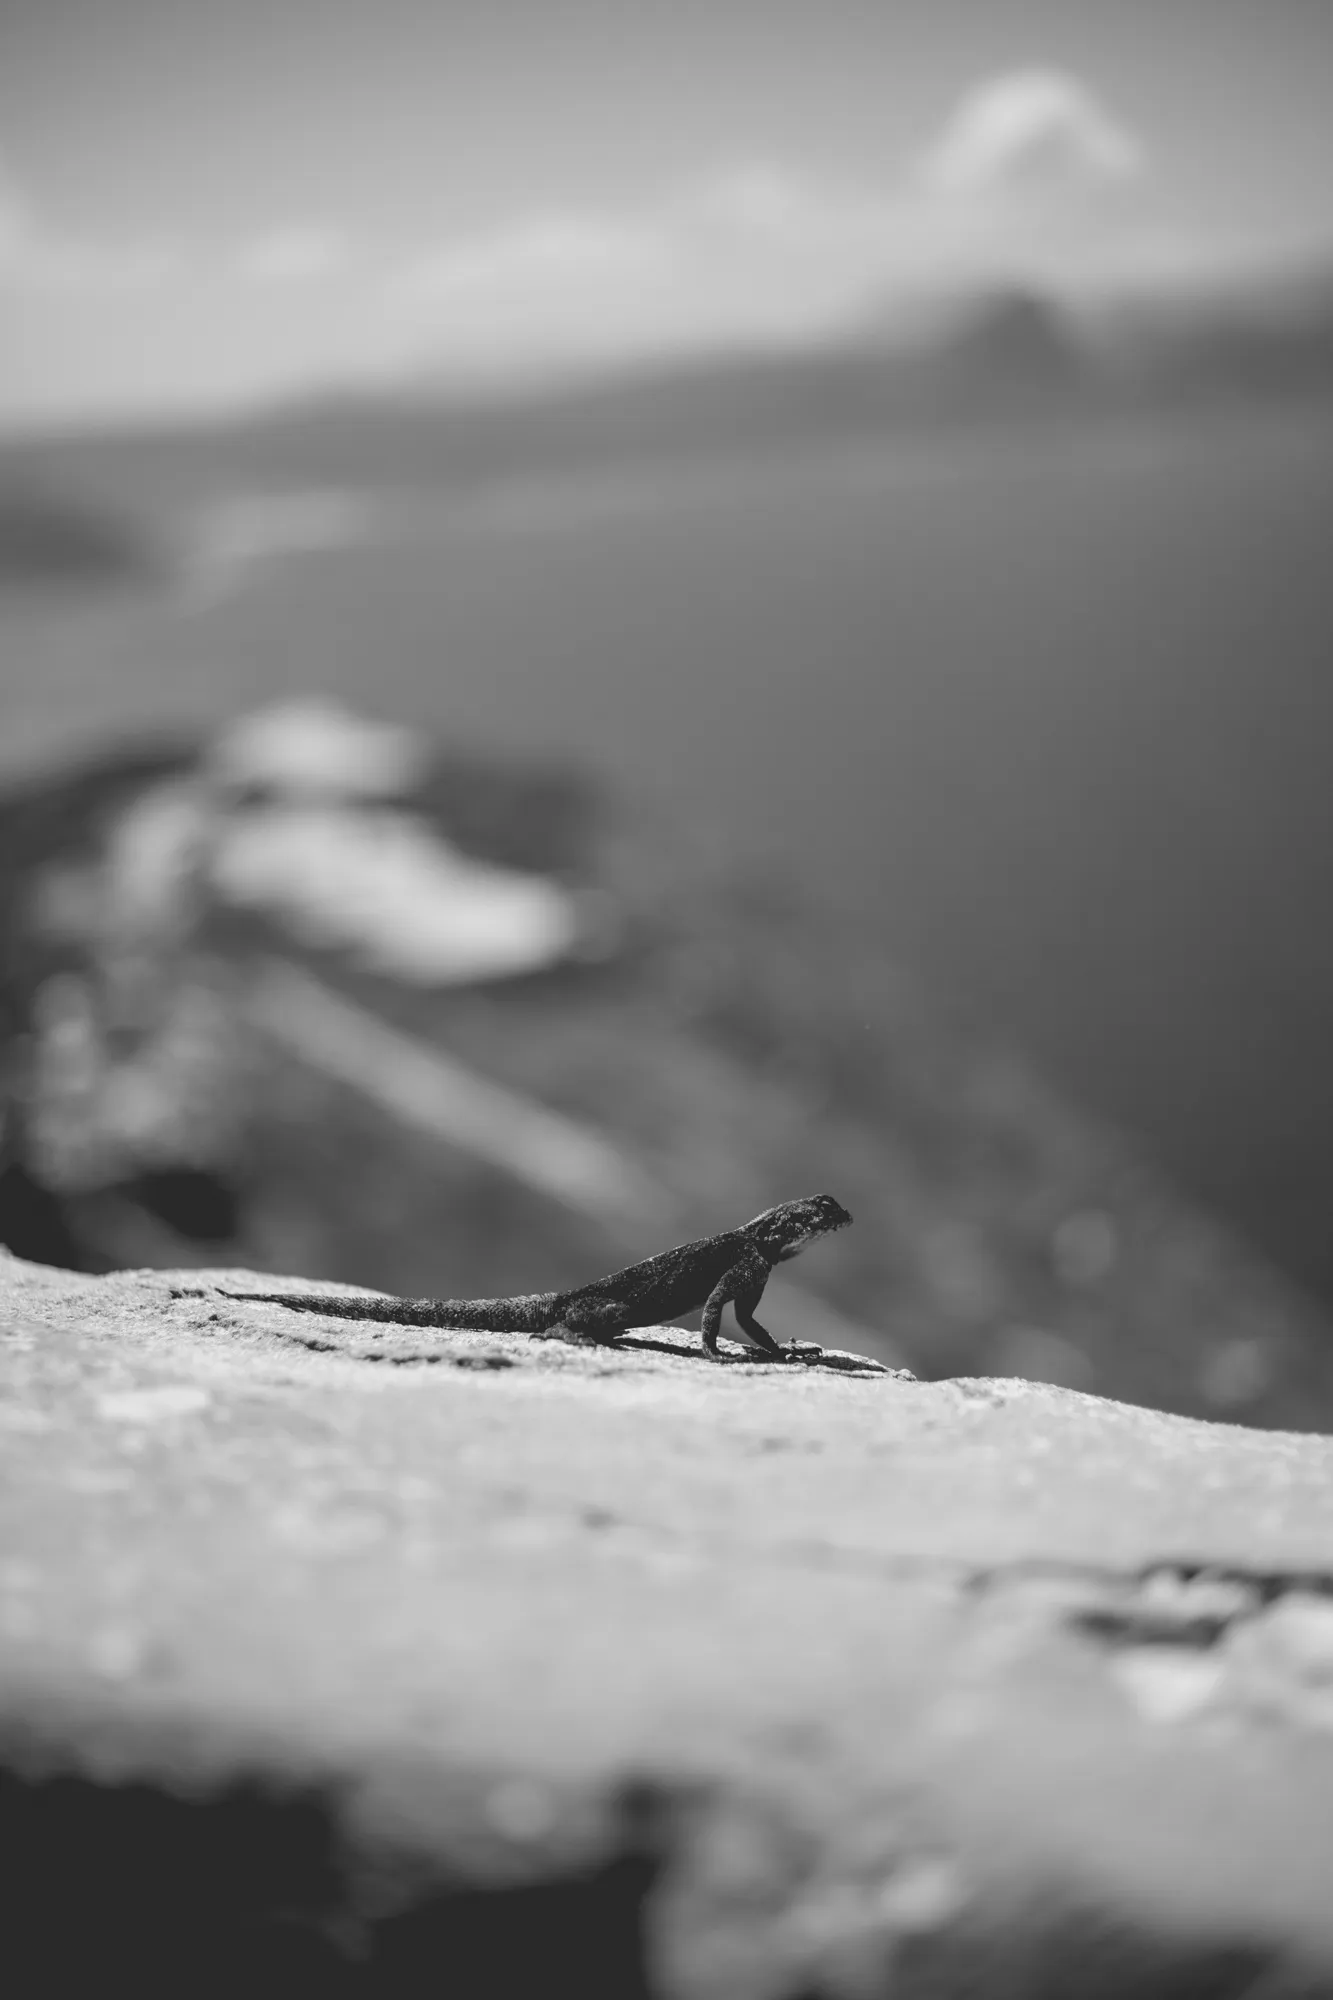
(702, 1254), (785, 1359)
(732, 1291), (788, 1359)
(703, 1255), (824, 1362)
(736, 1298), (823, 1365)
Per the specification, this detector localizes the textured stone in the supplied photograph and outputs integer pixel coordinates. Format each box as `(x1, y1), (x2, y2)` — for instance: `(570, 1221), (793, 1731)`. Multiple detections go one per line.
(3, 1248), (1333, 1997)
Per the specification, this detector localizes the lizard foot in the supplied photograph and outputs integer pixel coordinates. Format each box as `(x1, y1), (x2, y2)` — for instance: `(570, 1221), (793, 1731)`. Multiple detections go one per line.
(529, 1323), (625, 1348)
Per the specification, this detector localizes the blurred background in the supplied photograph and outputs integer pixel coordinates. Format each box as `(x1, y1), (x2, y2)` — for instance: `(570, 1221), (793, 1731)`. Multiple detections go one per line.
(3, 1), (1333, 1426)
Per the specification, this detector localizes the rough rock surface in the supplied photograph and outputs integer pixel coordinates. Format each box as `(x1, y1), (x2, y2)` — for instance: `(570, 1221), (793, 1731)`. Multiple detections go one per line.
(3, 1247), (1333, 1997)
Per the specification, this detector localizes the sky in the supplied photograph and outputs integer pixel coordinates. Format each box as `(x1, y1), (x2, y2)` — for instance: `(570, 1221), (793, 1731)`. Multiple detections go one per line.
(2, 0), (1332, 427)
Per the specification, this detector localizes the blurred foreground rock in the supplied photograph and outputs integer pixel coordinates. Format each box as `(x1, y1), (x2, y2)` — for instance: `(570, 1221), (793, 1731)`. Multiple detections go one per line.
(3, 1249), (1333, 1997)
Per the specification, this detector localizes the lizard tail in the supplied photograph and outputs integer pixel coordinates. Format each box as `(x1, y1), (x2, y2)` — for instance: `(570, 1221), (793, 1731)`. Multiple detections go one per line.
(222, 1289), (559, 1332)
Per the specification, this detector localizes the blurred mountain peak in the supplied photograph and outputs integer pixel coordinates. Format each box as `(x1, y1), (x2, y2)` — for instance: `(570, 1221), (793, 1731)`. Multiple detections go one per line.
(8, 246), (1333, 502)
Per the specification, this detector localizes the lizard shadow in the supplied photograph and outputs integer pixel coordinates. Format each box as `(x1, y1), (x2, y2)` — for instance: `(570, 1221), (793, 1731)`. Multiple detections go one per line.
(607, 1333), (889, 1376)
(607, 1333), (782, 1365)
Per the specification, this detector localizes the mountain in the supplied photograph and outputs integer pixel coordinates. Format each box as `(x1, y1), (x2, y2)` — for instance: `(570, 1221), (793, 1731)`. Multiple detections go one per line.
(8, 258), (1333, 519)
(1115, 264), (1333, 408)
(0, 480), (165, 587)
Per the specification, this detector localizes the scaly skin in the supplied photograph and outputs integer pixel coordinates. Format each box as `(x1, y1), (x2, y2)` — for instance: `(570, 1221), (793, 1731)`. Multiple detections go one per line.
(222, 1193), (853, 1360)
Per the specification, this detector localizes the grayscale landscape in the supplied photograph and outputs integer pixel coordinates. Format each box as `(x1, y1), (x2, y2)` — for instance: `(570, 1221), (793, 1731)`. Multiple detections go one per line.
(6, 12), (1333, 1990)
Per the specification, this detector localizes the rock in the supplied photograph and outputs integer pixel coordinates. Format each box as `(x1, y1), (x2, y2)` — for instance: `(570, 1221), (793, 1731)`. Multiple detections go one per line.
(3, 1250), (1333, 1997)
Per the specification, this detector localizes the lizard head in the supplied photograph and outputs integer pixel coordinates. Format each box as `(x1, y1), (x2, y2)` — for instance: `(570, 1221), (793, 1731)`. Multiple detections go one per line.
(748, 1193), (853, 1264)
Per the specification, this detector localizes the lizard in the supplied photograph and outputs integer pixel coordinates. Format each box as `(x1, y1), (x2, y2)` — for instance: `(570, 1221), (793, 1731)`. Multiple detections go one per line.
(219, 1192), (853, 1361)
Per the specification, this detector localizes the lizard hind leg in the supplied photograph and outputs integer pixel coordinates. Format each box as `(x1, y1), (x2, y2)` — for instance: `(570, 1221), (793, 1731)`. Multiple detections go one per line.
(540, 1298), (632, 1347)
(702, 1270), (797, 1362)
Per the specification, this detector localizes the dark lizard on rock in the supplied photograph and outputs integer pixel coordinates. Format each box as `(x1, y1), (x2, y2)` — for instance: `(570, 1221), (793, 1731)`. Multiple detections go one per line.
(221, 1193), (853, 1361)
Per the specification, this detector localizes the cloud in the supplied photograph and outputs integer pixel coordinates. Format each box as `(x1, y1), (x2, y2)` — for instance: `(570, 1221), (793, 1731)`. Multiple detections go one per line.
(389, 167), (905, 322)
(917, 70), (1146, 202)
(392, 211), (670, 303)
(379, 211), (682, 372)
(0, 162), (33, 262)
(0, 156), (38, 275)
(378, 115), (1155, 377)
(0, 155), (178, 293)
(235, 225), (349, 283)
(378, 169), (914, 373)
(3, 97), (1162, 425)
(676, 160), (877, 241)
(14, 239), (179, 292)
